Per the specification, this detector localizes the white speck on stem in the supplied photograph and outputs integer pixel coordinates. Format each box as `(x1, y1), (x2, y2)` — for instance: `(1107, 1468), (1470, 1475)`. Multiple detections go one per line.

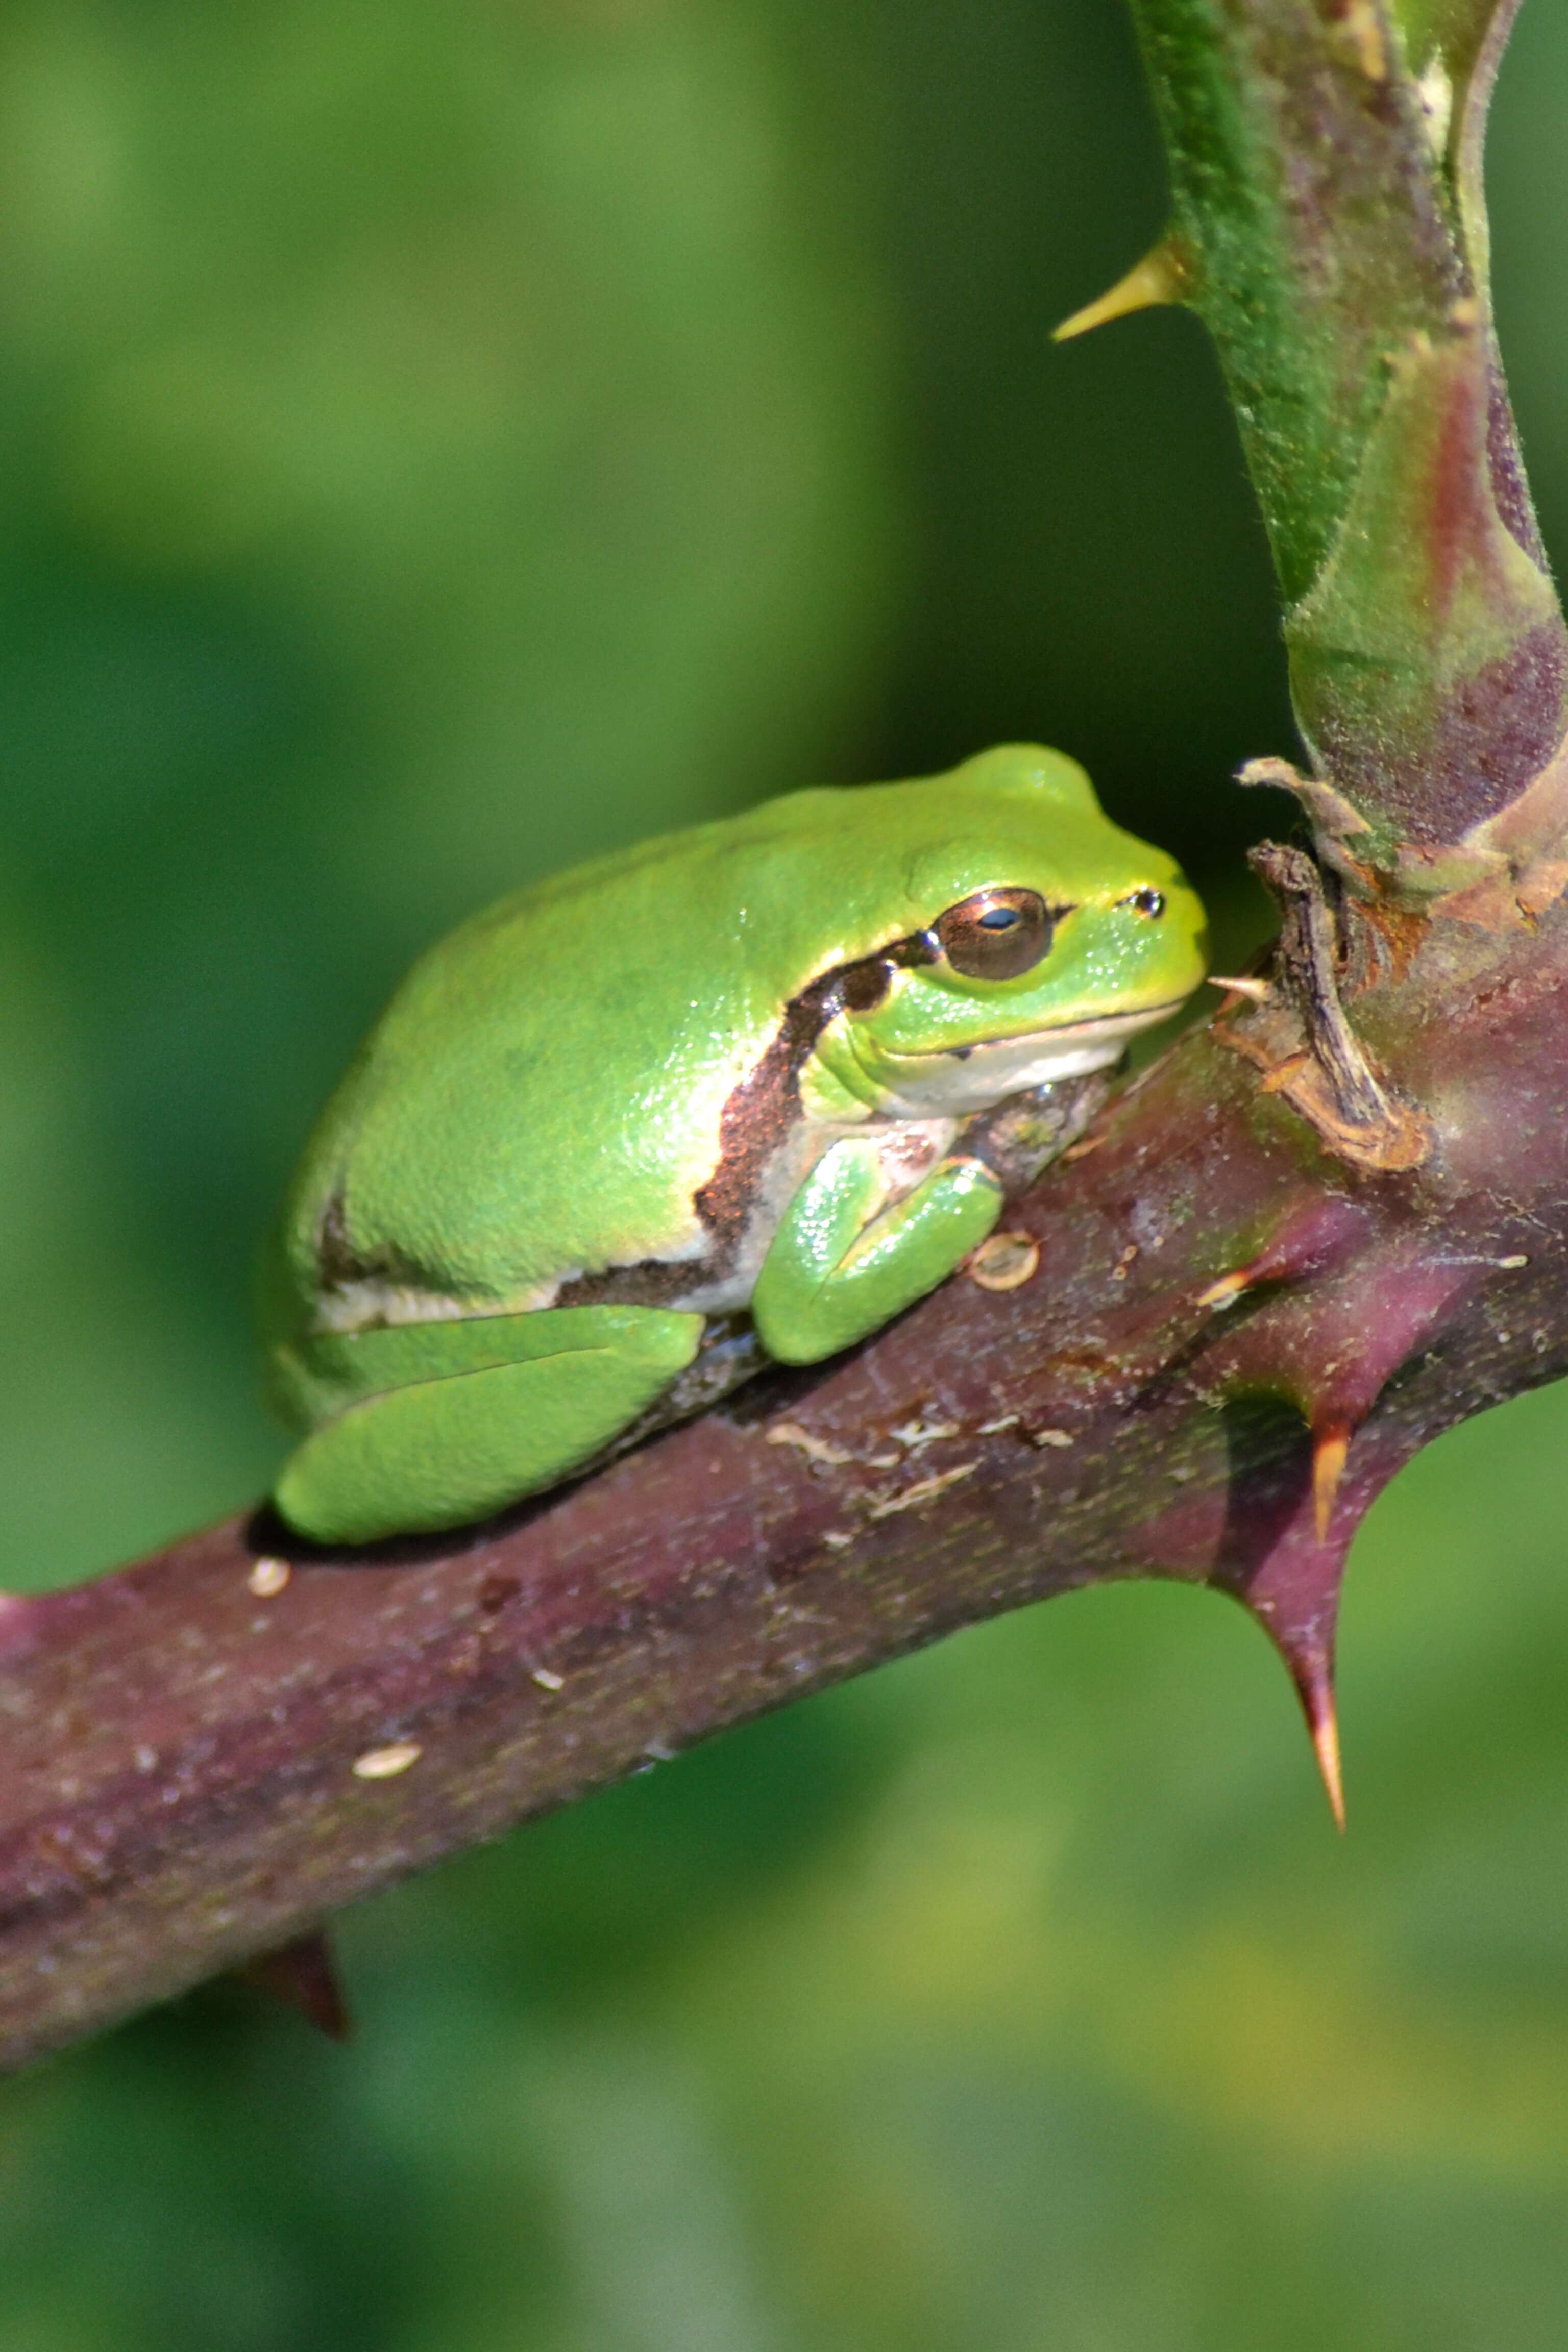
(766, 1422), (854, 1466)
(247, 1557), (291, 1598)
(966, 1230), (1041, 1291)
(1031, 1428), (1075, 1449)
(866, 1461), (979, 1519)
(531, 1666), (565, 1692)
(352, 1741), (422, 1780)
(891, 1419), (962, 1452)
(1417, 56), (1453, 154)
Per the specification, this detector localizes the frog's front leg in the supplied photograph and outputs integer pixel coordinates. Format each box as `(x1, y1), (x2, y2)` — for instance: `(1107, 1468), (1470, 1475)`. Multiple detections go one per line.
(751, 1136), (1003, 1364)
(273, 1304), (704, 1545)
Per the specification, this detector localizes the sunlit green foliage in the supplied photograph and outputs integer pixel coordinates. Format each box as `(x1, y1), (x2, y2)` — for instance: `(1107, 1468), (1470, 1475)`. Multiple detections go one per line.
(3, 1), (1568, 2343)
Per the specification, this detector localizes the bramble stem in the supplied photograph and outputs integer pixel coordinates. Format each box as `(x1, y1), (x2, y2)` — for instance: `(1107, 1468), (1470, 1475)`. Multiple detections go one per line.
(5, 0), (1567, 2070)
(1127, 0), (1565, 852)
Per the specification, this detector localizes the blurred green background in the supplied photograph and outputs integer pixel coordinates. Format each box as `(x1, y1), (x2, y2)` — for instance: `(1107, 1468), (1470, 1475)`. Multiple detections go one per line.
(3, 1), (1568, 2343)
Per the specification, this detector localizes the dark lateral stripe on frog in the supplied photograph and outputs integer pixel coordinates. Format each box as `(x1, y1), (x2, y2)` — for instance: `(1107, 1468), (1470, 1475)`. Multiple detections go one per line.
(314, 1179), (437, 1299)
(313, 926), (938, 1321)
(550, 929), (942, 1313)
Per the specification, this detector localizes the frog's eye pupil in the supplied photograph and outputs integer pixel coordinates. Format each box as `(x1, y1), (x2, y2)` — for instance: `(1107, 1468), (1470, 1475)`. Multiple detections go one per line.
(934, 888), (1057, 981)
(1126, 887), (1166, 918)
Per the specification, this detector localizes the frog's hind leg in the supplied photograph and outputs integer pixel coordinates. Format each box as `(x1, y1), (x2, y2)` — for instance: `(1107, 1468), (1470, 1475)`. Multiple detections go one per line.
(273, 1304), (704, 1546)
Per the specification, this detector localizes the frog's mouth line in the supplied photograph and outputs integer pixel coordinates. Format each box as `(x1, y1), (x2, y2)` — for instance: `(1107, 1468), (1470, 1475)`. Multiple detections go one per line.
(860, 993), (1197, 1117)
(905, 994), (1194, 1061)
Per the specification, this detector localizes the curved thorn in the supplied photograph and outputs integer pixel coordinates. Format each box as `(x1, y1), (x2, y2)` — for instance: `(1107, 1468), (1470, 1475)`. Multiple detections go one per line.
(1299, 1665), (1347, 1832)
(1053, 237), (1191, 342)
(1309, 1695), (1348, 1833)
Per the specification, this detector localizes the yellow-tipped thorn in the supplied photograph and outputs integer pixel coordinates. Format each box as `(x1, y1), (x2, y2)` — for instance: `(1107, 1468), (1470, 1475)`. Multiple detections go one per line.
(1053, 237), (1191, 342)
(1196, 1268), (1252, 1310)
(1207, 973), (1275, 1004)
(1310, 1698), (1348, 1832)
(1312, 1423), (1351, 1542)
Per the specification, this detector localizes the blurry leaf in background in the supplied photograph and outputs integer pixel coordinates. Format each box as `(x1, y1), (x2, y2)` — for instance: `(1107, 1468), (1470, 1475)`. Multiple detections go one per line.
(3, 0), (1568, 2346)
(0, 0), (897, 1575)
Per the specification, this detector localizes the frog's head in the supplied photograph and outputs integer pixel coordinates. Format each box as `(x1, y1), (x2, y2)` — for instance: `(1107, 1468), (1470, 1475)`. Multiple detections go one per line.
(804, 744), (1208, 1118)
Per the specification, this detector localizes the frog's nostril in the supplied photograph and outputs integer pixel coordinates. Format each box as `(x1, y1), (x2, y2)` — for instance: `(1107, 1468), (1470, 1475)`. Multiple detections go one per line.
(1123, 888), (1166, 918)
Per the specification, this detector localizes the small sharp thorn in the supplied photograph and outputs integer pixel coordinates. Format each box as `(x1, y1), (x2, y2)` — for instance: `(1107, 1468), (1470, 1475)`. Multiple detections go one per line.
(1308, 1688), (1348, 1833)
(1312, 1423), (1351, 1543)
(1280, 1647), (1348, 1832)
(243, 1929), (353, 2042)
(1197, 1268), (1252, 1310)
(1206, 974), (1274, 1004)
(1053, 237), (1190, 342)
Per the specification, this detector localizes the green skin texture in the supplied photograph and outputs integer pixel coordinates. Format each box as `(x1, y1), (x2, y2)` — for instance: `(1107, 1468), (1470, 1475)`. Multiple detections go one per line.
(263, 746), (1207, 1542)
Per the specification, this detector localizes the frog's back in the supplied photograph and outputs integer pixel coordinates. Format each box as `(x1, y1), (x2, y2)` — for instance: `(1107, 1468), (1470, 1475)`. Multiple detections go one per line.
(268, 797), (864, 1335)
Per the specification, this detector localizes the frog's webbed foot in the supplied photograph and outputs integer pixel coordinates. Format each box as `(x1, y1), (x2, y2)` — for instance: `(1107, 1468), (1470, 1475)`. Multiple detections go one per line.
(751, 1138), (1004, 1364)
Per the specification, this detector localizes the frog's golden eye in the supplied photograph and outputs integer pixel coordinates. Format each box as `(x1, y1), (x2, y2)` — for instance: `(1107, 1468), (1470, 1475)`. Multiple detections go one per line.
(935, 888), (1057, 981)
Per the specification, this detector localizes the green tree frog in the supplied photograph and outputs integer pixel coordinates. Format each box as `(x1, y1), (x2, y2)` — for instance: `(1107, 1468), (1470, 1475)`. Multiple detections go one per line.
(263, 745), (1206, 1542)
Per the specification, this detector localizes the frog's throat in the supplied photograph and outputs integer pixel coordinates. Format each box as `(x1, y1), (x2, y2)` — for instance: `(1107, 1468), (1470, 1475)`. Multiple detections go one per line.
(827, 996), (1189, 1118)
